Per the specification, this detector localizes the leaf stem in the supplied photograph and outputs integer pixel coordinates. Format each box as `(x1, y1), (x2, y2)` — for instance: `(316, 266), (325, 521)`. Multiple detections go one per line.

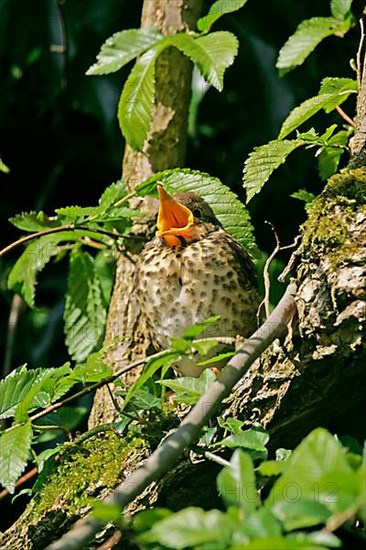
(335, 105), (356, 128)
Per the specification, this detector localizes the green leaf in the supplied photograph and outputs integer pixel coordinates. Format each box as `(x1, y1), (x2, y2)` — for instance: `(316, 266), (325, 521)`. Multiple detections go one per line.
(122, 351), (178, 410)
(94, 250), (116, 308)
(217, 449), (257, 510)
(170, 31), (238, 91)
(197, 0), (249, 32)
(9, 211), (58, 232)
(279, 80), (357, 139)
(98, 180), (126, 208)
(183, 315), (221, 340)
(92, 501), (121, 523)
(0, 366), (42, 419)
(8, 231), (80, 307)
(71, 352), (112, 383)
(64, 248), (107, 361)
(0, 421), (32, 493)
(127, 388), (160, 411)
(14, 365), (71, 421)
(134, 508), (172, 534)
(297, 93), (354, 138)
(234, 535), (329, 549)
(271, 499), (331, 531)
(197, 351), (234, 366)
(136, 168), (257, 253)
(118, 41), (168, 151)
(242, 508), (282, 539)
(0, 364), (76, 422)
(318, 137), (347, 180)
(291, 189), (316, 205)
(217, 424), (269, 460)
(86, 28), (163, 75)
(319, 76), (357, 97)
(243, 139), (302, 203)
(268, 428), (358, 514)
(331, 0), (353, 20)
(0, 157), (10, 173)
(140, 507), (234, 548)
(258, 460), (288, 477)
(160, 369), (216, 405)
(276, 17), (352, 73)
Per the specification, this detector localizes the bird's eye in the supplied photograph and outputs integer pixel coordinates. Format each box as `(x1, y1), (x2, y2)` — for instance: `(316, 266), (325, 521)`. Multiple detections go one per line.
(192, 208), (202, 218)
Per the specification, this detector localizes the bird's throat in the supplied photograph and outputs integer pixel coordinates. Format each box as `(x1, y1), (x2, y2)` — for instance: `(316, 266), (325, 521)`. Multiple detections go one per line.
(157, 186), (195, 247)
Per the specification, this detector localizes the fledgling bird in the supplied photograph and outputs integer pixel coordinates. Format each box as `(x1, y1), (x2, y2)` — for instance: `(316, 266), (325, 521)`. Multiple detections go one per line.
(135, 186), (259, 376)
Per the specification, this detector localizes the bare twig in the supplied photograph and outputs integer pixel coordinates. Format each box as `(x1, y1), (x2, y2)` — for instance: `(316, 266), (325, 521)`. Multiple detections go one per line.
(0, 467), (38, 501)
(45, 283), (297, 550)
(356, 17), (365, 88)
(257, 223), (296, 321)
(204, 451), (230, 467)
(335, 105), (356, 128)
(0, 224), (142, 258)
(258, 222), (281, 320)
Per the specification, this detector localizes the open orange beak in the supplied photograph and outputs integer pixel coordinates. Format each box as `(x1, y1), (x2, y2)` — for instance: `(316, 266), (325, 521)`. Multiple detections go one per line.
(157, 186), (194, 246)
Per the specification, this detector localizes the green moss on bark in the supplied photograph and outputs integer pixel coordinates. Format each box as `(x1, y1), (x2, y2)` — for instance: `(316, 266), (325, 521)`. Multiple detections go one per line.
(27, 431), (145, 530)
(300, 167), (366, 270)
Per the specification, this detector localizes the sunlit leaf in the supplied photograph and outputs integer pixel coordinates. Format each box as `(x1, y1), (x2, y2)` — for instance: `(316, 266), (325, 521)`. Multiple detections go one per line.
(118, 41), (168, 151)
(140, 507), (234, 548)
(0, 421), (32, 493)
(9, 211), (59, 232)
(276, 17), (353, 73)
(86, 28), (163, 75)
(197, 0), (249, 32)
(243, 139), (303, 203)
(279, 79), (357, 139)
(160, 369), (216, 405)
(217, 450), (257, 510)
(170, 31), (238, 91)
(8, 231), (81, 307)
(330, 0), (353, 20)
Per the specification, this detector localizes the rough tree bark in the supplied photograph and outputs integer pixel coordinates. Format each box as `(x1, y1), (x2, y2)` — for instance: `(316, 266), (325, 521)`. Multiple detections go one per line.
(88, 0), (203, 428)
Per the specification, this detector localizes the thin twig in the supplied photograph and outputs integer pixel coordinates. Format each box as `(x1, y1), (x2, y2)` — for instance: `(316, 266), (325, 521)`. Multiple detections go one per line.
(45, 283), (297, 550)
(356, 17), (365, 88)
(0, 224), (142, 258)
(112, 190), (137, 208)
(0, 467), (38, 501)
(32, 423), (72, 442)
(0, 224), (72, 257)
(204, 451), (230, 467)
(258, 221), (280, 320)
(335, 105), (356, 128)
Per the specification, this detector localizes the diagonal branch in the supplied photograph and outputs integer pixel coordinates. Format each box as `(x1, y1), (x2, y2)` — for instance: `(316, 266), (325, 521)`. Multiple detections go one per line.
(45, 282), (297, 550)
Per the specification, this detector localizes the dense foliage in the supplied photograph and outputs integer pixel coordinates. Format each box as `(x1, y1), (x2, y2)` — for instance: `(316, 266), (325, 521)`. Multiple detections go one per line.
(0, 0), (364, 546)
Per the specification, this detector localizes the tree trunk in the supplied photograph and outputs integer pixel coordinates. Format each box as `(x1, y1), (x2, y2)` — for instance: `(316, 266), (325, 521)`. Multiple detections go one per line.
(88, 0), (202, 428)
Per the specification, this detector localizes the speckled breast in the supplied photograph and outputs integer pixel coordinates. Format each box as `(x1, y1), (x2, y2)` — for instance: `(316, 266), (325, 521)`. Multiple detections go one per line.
(136, 230), (259, 350)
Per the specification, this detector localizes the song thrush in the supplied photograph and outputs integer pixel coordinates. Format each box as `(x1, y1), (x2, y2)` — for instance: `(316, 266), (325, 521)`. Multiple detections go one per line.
(135, 186), (259, 376)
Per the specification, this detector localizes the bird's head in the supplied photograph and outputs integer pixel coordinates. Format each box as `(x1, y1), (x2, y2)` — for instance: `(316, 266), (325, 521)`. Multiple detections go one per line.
(156, 186), (218, 247)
